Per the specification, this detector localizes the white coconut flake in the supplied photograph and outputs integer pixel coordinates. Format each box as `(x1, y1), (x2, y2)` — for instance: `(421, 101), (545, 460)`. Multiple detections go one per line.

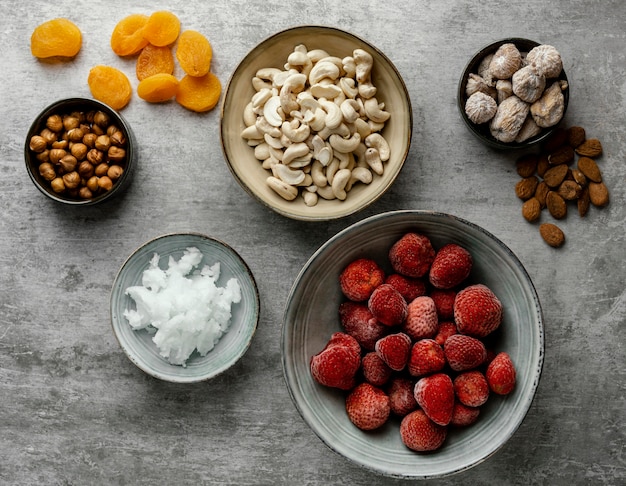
(123, 247), (241, 366)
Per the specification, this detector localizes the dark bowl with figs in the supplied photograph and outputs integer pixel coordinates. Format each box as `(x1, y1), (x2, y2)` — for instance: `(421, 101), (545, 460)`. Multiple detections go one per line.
(25, 97), (136, 205)
(458, 38), (569, 150)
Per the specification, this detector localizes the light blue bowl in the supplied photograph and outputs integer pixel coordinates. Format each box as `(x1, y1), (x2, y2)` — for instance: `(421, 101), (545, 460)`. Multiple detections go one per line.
(282, 210), (544, 479)
(111, 233), (260, 383)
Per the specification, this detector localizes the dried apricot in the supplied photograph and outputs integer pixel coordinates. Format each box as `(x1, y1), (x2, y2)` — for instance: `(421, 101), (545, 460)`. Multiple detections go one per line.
(88, 65), (132, 111)
(137, 74), (179, 103)
(136, 44), (175, 80)
(142, 11), (181, 47)
(176, 30), (213, 77)
(110, 14), (149, 56)
(31, 18), (82, 59)
(175, 72), (222, 112)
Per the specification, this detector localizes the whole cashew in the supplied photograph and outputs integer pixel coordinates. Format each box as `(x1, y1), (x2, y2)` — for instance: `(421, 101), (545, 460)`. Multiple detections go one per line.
(311, 160), (328, 187)
(266, 176), (298, 201)
(364, 97), (391, 123)
(280, 73), (307, 115)
(303, 191), (318, 207)
(319, 99), (343, 129)
(282, 142), (310, 165)
(365, 132), (391, 161)
(309, 61), (340, 85)
(365, 147), (384, 175)
(340, 99), (360, 124)
(263, 96), (284, 127)
(331, 168), (352, 200)
(354, 49), (374, 84)
(282, 119), (310, 143)
(329, 132), (361, 154)
(272, 163), (306, 186)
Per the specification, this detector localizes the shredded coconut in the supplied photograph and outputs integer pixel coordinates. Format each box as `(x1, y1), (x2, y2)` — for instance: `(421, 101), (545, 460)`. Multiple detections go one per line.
(123, 246), (241, 366)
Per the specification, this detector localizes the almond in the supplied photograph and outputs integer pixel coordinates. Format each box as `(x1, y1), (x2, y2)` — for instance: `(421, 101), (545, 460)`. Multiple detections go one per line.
(515, 176), (539, 200)
(557, 180), (582, 201)
(546, 191), (567, 219)
(567, 126), (586, 148)
(543, 164), (568, 188)
(548, 145), (575, 165)
(588, 181), (609, 207)
(536, 154), (550, 178)
(539, 223), (565, 247)
(578, 186), (590, 217)
(577, 157), (602, 183)
(575, 138), (602, 158)
(571, 168), (588, 187)
(521, 197), (542, 222)
(516, 154), (538, 178)
(534, 180), (550, 208)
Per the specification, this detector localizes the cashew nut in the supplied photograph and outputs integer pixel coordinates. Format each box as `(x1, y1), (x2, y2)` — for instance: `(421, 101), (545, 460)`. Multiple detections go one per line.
(364, 97), (391, 123)
(251, 88), (273, 110)
(303, 191), (318, 207)
(255, 116), (281, 138)
(316, 184), (336, 200)
(331, 168), (351, 200)
(306, 49), (331, 63)
(263, 96), (285, 127)
(309, 61), (340, 85)
(281, 119), (310, 143)
(241, 125), (262, 141)
(365, 133), (391, 162)
(310, 82), (343, 100)
(354, 49), (374, 84)
(272, 163), (306, 186)
(243, 102), (257, 127)
(256, 67), (282, 82)
(365, 147), (384, 175)
(282, 142), (310, 166)
(280, 73), (307, 114)
(342, 56), (356, 78)
(266, 176), (298, 201)
(311, 160), (328, 187)
(254, 143), (270, 161)
(329, 132), (361, 154)
(340, 99), (360, 124)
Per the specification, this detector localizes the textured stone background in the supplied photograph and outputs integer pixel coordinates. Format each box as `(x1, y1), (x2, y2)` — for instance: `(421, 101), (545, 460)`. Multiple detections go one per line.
(0, 1), (624, 484)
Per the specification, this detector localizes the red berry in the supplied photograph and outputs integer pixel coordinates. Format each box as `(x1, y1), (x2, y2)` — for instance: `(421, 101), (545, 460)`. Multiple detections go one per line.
(400, 409), (447, 452)
(384, 274), (427, 302)
(368, 283), (407, 326)
(403, 295), (438, 340)
(339, 301), (387, 350)
(408, 338), (446, 377)
(434, 321), (457, 346)
(345, 383), (390, 431)
(429, 243), (473, 289)
(444, 334), (487, 372)
(486, 352), (516, 395)
(414, 373), (455, 426)
(375, 332), (412, 371)
(450, 402), (480, 427)
(454, 284), (503, 338)
(339, 258), (385, 302)
(361, 352), (393, 387)
(430, 289), (456, 320)
(454, 370), (490, 407)
(389, 233), (436, 278)
(310, 332), (361, 390)
(387, 377), (418, 417)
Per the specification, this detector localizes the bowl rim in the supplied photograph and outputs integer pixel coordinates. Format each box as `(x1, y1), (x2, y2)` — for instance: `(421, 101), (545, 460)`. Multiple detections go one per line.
(281, 209), (545, 478)
(219, 24), (413, 221)
(24, 97), (136, 205)
(110, 231), (260, 383)
(457, 37), (569, 150)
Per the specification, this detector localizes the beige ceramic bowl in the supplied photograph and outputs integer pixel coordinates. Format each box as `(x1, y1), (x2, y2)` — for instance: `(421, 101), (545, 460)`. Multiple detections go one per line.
(220, 26), (412, 221)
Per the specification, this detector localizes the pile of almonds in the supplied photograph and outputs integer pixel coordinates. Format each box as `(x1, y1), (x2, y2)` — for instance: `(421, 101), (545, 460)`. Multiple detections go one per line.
(514, 126), (609, 247)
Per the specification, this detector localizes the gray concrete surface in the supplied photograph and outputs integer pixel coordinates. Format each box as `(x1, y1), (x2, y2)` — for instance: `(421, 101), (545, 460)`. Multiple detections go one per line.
(1, 1), (624, 484)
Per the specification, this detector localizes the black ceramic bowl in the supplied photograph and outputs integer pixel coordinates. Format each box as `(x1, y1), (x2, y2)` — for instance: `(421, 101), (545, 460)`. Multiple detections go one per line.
(458, 38), (569, 150)
(25, 97), (136, 205)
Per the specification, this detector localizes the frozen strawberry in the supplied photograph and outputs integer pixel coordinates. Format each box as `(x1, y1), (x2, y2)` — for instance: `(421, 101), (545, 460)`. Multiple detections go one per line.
(403, 295), (438, 340)
(408, 338), (446, 377)
(486, 352), (516, 395)
(388, 232), (436, 278)
(454, 370), (490, 407)
(454, 284), (503, 338)
(345, 382), (390, 431)
(429, 243), (473, 289)
(387, 377), (418, 417)
(368, 283), (407, 326)
(430, 289), (456, 320)
(375, 332), (412, 371)
(400, 409), (447, 452)
(339, 258), (385, 302)
(339, 301), (387, 350)
(414, 373), (455, 426)
(384, 274), (427, 302)
(362, 352), (393, 387)
(450, 402), (480, 427)
(434, 321), (457, 346)
(444, 334), (487, 371)
(310, 332), (361, 390)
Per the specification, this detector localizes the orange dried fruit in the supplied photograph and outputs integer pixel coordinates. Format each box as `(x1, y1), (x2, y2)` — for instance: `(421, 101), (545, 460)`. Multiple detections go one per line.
(142, 11), (181, 47)
(136, 44), (175, 80)
(137, 73), (179, 103)
(175, 72), (221, 112)
(88, 65), (132, 111)
(31, 18), (82, 59)
(111, 14), (149, 56)
(176, 30), (213, 77)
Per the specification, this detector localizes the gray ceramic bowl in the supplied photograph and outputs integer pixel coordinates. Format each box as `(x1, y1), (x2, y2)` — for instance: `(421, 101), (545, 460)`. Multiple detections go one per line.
(458, 38), (569, 150)
(111, 233), (260, 383)
(25, 97), (136, 205)
(282, 210), (544, 478)
(220, 25), (412, 221)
